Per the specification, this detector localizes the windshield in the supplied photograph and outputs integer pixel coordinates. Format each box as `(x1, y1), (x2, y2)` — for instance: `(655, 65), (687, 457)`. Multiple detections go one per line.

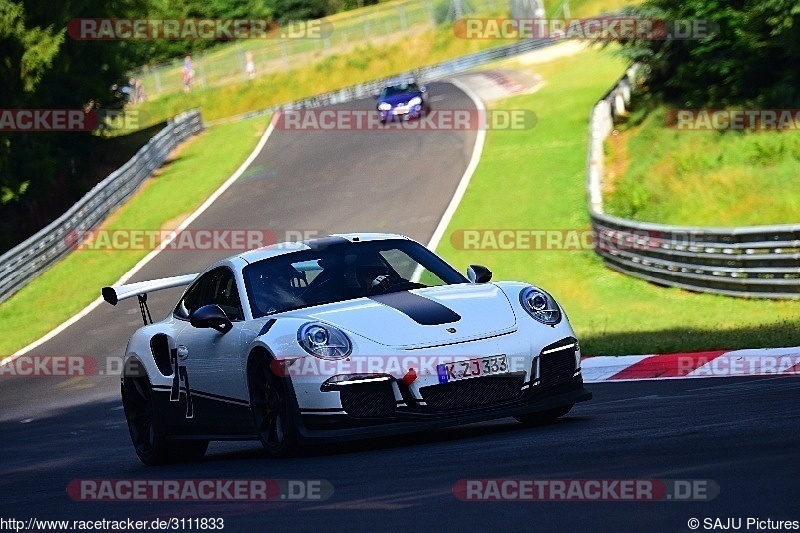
(380, 82), (420, 98)
(242, 239), (467, 318)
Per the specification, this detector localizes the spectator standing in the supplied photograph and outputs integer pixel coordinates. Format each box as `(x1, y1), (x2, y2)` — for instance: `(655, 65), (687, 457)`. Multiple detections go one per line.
(245, 51), (255, 79)
(183, 55), (195, 92)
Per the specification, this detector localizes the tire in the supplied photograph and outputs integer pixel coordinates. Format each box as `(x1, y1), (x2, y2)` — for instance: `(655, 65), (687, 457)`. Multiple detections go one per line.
(121, 374), (208, 466)
(514, 404), (573, 426)
(248, 355), (297, 457)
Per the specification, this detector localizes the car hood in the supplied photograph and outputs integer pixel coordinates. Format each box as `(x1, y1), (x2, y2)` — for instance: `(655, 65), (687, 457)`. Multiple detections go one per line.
(378, 92), (422, 107)
(290, 283), (517, 348)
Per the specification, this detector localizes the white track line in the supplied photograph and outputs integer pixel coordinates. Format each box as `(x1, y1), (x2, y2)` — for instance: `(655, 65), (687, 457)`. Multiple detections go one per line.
(426, 78), (487, 252)
(2, 120), (277, 365)
(8, 79), (479, 363)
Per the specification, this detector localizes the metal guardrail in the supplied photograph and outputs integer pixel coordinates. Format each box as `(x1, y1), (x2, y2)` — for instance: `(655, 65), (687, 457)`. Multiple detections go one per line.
(587, 68), (800, 298)
(0, 110), (204, 304)
(0, 39), (555, 304)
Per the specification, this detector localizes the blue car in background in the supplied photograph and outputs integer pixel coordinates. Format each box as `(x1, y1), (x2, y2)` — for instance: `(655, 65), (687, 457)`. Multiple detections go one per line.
(376, 79), (430, 123)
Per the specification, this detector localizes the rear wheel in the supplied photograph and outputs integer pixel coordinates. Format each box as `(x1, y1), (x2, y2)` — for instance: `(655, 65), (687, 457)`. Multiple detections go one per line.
(249, 355), (297, 457)
(514, 404), (573, 426)
(122, 374), (207, 465)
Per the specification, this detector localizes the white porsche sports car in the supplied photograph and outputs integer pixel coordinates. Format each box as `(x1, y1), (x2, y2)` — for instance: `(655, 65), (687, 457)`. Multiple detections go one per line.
(103, 233), (591, 465)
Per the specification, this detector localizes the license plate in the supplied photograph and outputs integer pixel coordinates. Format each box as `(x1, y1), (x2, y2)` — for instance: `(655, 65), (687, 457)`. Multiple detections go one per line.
(394, 106), (409, 115)
(437, 355), (508, 384)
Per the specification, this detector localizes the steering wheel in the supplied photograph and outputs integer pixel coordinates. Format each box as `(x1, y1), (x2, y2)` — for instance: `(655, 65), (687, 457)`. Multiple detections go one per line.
(366, 276), (422, 295)
(367, 275), (392, 295)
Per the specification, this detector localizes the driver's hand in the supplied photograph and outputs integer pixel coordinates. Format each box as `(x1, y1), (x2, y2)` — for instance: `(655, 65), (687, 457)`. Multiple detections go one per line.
(370, 275), (392, 294)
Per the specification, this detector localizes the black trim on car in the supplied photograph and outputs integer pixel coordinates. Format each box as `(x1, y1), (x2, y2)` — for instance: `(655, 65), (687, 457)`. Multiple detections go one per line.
(369, 291), (461, 325)
(297, 377), (590, 440)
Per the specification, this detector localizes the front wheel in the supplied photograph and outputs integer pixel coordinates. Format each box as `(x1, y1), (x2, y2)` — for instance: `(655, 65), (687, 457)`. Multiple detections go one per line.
(248, 355), (297, 457)
(514, 404), (573, 426)
(122, 374), (207, 465)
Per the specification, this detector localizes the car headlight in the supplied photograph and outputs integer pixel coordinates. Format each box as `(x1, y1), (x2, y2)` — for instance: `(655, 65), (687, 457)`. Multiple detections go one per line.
(519, 287), (562, 326)
(378, 102), (392, 111)
(408, 96), (422, 106)
(297, 322), (352, 360)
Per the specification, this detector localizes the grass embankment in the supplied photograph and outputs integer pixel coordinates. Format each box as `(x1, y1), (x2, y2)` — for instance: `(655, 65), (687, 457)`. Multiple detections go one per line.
(436, 47), (800, 356)
(0, 0), (653, 356)
(134, 0), (636, 126)
(135, 25), (504, 125)
(0, 116), (270, 356)
(604, 106), (800, 226)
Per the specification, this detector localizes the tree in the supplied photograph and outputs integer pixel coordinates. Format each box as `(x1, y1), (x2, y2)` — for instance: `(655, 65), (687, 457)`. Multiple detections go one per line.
(0, 0), (64, 204)
(268, 0), (329, 25)
(127, 0), (274, 65)
(611, 0), (800, 107)
(0, 0), (147, 250)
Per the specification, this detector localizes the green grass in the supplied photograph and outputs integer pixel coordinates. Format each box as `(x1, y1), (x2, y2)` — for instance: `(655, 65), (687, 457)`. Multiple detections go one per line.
(604, 105), (800, 226)
(435, 47), (800, 356)
(0, 115), (271, 357)
(1, 0), (657, 357)
(135, 23), (506, 126)
(134, 0), (638, 126)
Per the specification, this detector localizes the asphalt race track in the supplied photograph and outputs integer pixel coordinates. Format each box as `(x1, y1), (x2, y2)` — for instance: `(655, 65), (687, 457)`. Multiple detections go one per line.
(1, 378), (798, 531)
(0, 82), (477, 422)
(1, 83), (799, 532)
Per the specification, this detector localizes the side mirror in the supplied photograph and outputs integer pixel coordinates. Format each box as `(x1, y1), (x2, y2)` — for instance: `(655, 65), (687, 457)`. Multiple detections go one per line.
(373, 94), (379, 99)
(467, 264), (492, 283)
(420, 86), (427, 93)
(190, 304), (233, 334)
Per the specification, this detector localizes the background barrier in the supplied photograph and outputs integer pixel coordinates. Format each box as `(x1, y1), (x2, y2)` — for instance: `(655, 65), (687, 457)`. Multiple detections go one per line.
(587, 67), (800, 299)
(0, 110), (203, 303)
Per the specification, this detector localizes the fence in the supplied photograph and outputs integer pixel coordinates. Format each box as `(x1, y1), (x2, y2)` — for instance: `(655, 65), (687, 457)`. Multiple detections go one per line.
(0, 37), (555, 304)
(207, 36), (556, 125)
(130, 0), (503, 99)
(587, 68), (800, 298)
(0, 110), (204, 304)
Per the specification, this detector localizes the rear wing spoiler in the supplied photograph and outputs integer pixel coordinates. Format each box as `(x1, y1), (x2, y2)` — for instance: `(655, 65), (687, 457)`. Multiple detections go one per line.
(102, 273), (197, 325)
(102, 273), (198, 305)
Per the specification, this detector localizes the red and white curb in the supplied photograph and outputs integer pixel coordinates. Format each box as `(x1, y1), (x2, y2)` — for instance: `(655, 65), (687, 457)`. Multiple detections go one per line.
(581, 346), (800, 383)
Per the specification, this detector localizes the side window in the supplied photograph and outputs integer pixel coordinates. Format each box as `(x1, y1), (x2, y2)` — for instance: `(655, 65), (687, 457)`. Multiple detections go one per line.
(175, 268), (244, 321)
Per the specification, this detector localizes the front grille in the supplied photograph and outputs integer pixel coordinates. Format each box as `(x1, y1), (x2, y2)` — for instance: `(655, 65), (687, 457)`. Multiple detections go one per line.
(539, 338), (578, 388)
(419, 372), (525, 412)
(339, 381), (397, 418)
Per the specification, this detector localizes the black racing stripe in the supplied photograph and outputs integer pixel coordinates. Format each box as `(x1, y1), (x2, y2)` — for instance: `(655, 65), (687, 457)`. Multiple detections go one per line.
(369, 291), (461, 325)
(152, 385), (250, 406)
(258, 318), (276, 336)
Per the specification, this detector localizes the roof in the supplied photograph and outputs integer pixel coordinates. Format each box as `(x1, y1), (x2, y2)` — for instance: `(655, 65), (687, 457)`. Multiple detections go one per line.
(236, 232), (411, 264)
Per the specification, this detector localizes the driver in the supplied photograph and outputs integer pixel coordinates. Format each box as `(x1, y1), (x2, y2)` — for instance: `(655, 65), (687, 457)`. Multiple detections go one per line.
(250, 263), (303, 314)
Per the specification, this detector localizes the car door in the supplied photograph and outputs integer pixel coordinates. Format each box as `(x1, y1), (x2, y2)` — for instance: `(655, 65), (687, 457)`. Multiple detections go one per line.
(173, 267), (252, 434)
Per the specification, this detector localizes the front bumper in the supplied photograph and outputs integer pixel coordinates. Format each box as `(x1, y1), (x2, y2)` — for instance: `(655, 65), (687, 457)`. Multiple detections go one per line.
(295, 375), (590, 443)
(379, 104), (423, 121)
(291, 335), (589, 444)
